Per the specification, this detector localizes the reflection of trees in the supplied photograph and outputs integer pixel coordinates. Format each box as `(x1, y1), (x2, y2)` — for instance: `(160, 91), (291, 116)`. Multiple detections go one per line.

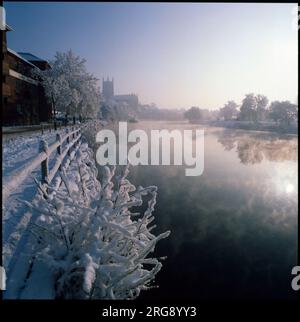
(217, 130), (297, 164)
(217, 137), (236, 151)
(237, 141), (264, 164)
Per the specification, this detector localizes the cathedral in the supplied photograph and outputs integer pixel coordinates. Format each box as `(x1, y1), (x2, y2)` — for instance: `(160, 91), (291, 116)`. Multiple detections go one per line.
(102, 77), (114, 101)
(102, 77), (139, 108)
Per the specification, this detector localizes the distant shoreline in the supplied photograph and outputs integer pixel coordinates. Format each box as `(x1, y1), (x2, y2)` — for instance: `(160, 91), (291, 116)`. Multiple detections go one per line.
(185, 120), (298, 136)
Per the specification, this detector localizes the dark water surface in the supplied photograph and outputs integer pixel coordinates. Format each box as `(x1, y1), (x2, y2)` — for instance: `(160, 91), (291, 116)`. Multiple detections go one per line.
(111, 121), (298, 300)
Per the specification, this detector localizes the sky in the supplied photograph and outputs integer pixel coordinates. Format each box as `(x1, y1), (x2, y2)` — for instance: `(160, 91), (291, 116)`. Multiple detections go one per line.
(3, 2), (298, 109)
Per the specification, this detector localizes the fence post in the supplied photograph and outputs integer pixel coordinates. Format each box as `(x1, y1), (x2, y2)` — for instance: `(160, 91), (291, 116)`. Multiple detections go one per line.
(56, 133), (62, 170)
(77, 128), (81, 147)
(65, 128), (70, 156)
(56, 133), (62, 155)
(39, 140), (49, 184)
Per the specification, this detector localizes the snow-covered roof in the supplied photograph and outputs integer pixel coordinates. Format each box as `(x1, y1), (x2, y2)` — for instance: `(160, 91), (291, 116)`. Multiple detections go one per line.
(18, 52), (49, 63)
(7, 48), (37, 68)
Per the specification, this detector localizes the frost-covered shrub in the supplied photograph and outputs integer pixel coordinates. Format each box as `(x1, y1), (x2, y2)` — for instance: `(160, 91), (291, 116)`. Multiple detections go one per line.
(81, 119), (106, 153)
(24, 142), (170, 299)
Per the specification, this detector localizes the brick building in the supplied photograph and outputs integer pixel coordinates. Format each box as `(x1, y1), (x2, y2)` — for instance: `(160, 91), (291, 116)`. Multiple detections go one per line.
(2, 25), (52, 125)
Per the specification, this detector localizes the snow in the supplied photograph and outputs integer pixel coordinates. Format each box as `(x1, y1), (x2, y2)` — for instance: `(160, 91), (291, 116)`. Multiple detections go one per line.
(18, 52), (49, 63)
(2, 127), (80, 273)
(3, 122), (170, 299)
(33, 50), (101, 119)
(3, 129), (64, 179)
(7, 48), (37, 68)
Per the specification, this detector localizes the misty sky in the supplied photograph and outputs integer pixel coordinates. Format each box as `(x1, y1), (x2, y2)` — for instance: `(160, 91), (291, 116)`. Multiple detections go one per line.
(4, 2), (298, 109)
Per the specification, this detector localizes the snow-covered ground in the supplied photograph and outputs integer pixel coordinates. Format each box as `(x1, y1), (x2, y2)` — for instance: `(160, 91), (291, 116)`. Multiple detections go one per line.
(2, 127), (75, 274)
(3, 130), (57, 178)
(2, 123), (54, 135)
(2, 121), (169, 299)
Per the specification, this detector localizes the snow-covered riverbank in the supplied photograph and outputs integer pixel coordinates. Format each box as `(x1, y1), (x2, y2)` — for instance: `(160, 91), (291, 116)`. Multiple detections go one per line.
(2, 121), (170, 299)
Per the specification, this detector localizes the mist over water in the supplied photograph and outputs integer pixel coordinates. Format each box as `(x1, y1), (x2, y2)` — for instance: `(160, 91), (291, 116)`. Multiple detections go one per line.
(111, 121), (298, 300)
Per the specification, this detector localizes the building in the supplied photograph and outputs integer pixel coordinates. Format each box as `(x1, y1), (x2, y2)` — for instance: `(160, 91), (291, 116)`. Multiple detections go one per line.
(114, 94), (139, 109)
(18, 52), (51, 71)
(2, 25), (52, 125)
(102, 77), (114, 101)
(102, 77), (139, 108)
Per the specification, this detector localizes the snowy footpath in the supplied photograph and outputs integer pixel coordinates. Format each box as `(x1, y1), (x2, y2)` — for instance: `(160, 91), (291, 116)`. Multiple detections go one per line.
(2, 127), (81, 298)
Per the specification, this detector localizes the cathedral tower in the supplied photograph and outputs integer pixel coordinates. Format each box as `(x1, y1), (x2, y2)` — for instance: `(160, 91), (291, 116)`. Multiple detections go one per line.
(102, 77), (114, 101)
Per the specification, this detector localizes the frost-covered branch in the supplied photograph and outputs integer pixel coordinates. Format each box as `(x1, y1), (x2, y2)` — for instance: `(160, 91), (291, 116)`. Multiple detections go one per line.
(24, 141), (170, 299)
(32, 50), (101, 119)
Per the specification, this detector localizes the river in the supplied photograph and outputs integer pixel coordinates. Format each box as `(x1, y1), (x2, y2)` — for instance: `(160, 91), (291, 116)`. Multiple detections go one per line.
(99, 120), (298, 300)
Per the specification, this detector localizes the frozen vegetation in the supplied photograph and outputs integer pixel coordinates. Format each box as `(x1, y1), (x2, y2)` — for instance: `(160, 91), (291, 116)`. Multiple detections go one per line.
(3, 123), (170, 299)
(3, 127), (77, 272)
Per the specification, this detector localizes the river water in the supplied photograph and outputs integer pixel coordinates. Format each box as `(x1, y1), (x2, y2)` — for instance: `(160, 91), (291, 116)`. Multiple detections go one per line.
(101, 121), (298, 300)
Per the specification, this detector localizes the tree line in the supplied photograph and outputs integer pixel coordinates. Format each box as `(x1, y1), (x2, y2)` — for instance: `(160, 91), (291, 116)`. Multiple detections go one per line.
(33, 50), (298, 129)
(184, 94), (298, 128)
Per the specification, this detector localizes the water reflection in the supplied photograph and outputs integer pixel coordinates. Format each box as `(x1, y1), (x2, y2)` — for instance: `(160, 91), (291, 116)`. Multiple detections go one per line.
(110, 122), (297, 301)
(215, 129), (297, 164)
(134, 162), (297, 301)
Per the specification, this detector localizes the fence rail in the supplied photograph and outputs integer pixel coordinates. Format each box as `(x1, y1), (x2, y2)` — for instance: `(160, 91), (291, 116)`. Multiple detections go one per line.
(2, 127), (81, 204)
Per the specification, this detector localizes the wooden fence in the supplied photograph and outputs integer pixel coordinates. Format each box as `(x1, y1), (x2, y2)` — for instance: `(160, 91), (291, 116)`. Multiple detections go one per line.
(3, 127), (81, 204)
